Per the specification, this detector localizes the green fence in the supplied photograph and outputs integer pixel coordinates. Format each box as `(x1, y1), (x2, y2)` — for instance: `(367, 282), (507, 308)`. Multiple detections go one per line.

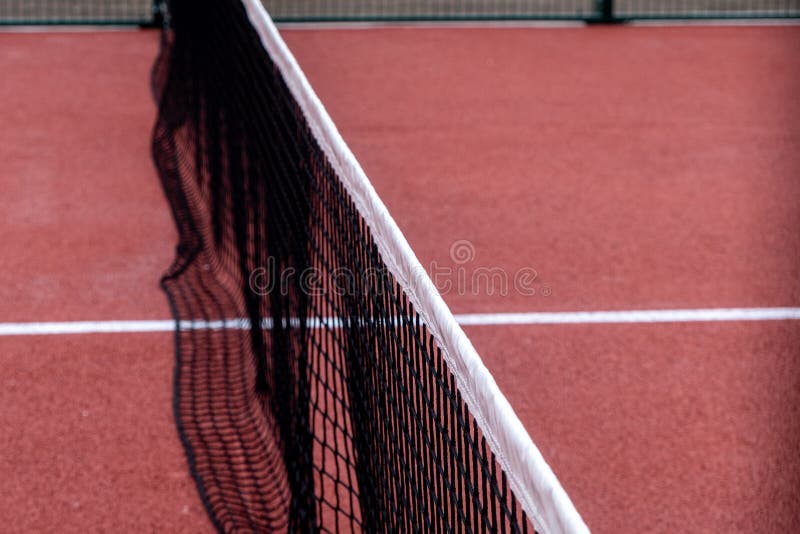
(265, 1), (800, 22)
(0, 1), (161, 26)
(0, 1), (798, 25)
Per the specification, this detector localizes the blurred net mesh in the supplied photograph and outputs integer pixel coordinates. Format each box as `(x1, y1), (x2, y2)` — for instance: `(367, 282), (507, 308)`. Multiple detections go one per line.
(262, 0), (800, 20)
(0, 0), (156, 23)
(151, 0), (587, 532)
(0, 1), (796, 24)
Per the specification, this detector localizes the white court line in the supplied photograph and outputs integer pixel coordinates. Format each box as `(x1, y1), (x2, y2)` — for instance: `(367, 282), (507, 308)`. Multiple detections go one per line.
(455, 307), (800, 325)
(1, 307), (799, 336)
(277, 20), (586, 30)
(0, 26), (141, 33)
(0, 320), (175, 335)
(629, 19), (800, 27)
(277, 19), (800, 31)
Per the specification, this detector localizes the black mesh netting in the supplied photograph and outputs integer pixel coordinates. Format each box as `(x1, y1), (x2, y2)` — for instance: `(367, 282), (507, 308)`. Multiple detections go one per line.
(151, 1), (532, 531)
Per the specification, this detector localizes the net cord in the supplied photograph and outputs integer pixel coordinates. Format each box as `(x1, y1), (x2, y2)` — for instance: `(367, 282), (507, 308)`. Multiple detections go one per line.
(240, 1), (589, 532)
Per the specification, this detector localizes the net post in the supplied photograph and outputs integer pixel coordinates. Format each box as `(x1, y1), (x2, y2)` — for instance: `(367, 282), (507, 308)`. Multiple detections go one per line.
(590, 0), (622, 24)
(602, 0), (615, 22)
(149, 0), (165, 28)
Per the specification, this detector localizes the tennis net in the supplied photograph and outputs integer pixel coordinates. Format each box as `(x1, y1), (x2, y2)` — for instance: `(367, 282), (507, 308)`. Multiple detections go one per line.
(151, 1), (588, 532)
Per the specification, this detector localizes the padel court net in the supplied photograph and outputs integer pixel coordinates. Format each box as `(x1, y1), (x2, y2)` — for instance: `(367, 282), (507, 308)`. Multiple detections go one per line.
(151, 0), (588, 532)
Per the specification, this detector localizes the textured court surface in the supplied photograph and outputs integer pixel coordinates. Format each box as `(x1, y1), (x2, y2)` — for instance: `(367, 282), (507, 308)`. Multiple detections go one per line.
(1, 24), (798, 532)
(283, 26), (800, 315)
(282, 25), (800, 532)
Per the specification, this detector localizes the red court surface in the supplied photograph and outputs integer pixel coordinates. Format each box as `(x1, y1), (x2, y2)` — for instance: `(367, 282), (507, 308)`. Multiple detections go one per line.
(2, 24), (799, 533)
(1, 334), (213, 533)
(0, 31), (173, 322)
(467, 321), (800, 532)
(282, 26), (800, 313)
